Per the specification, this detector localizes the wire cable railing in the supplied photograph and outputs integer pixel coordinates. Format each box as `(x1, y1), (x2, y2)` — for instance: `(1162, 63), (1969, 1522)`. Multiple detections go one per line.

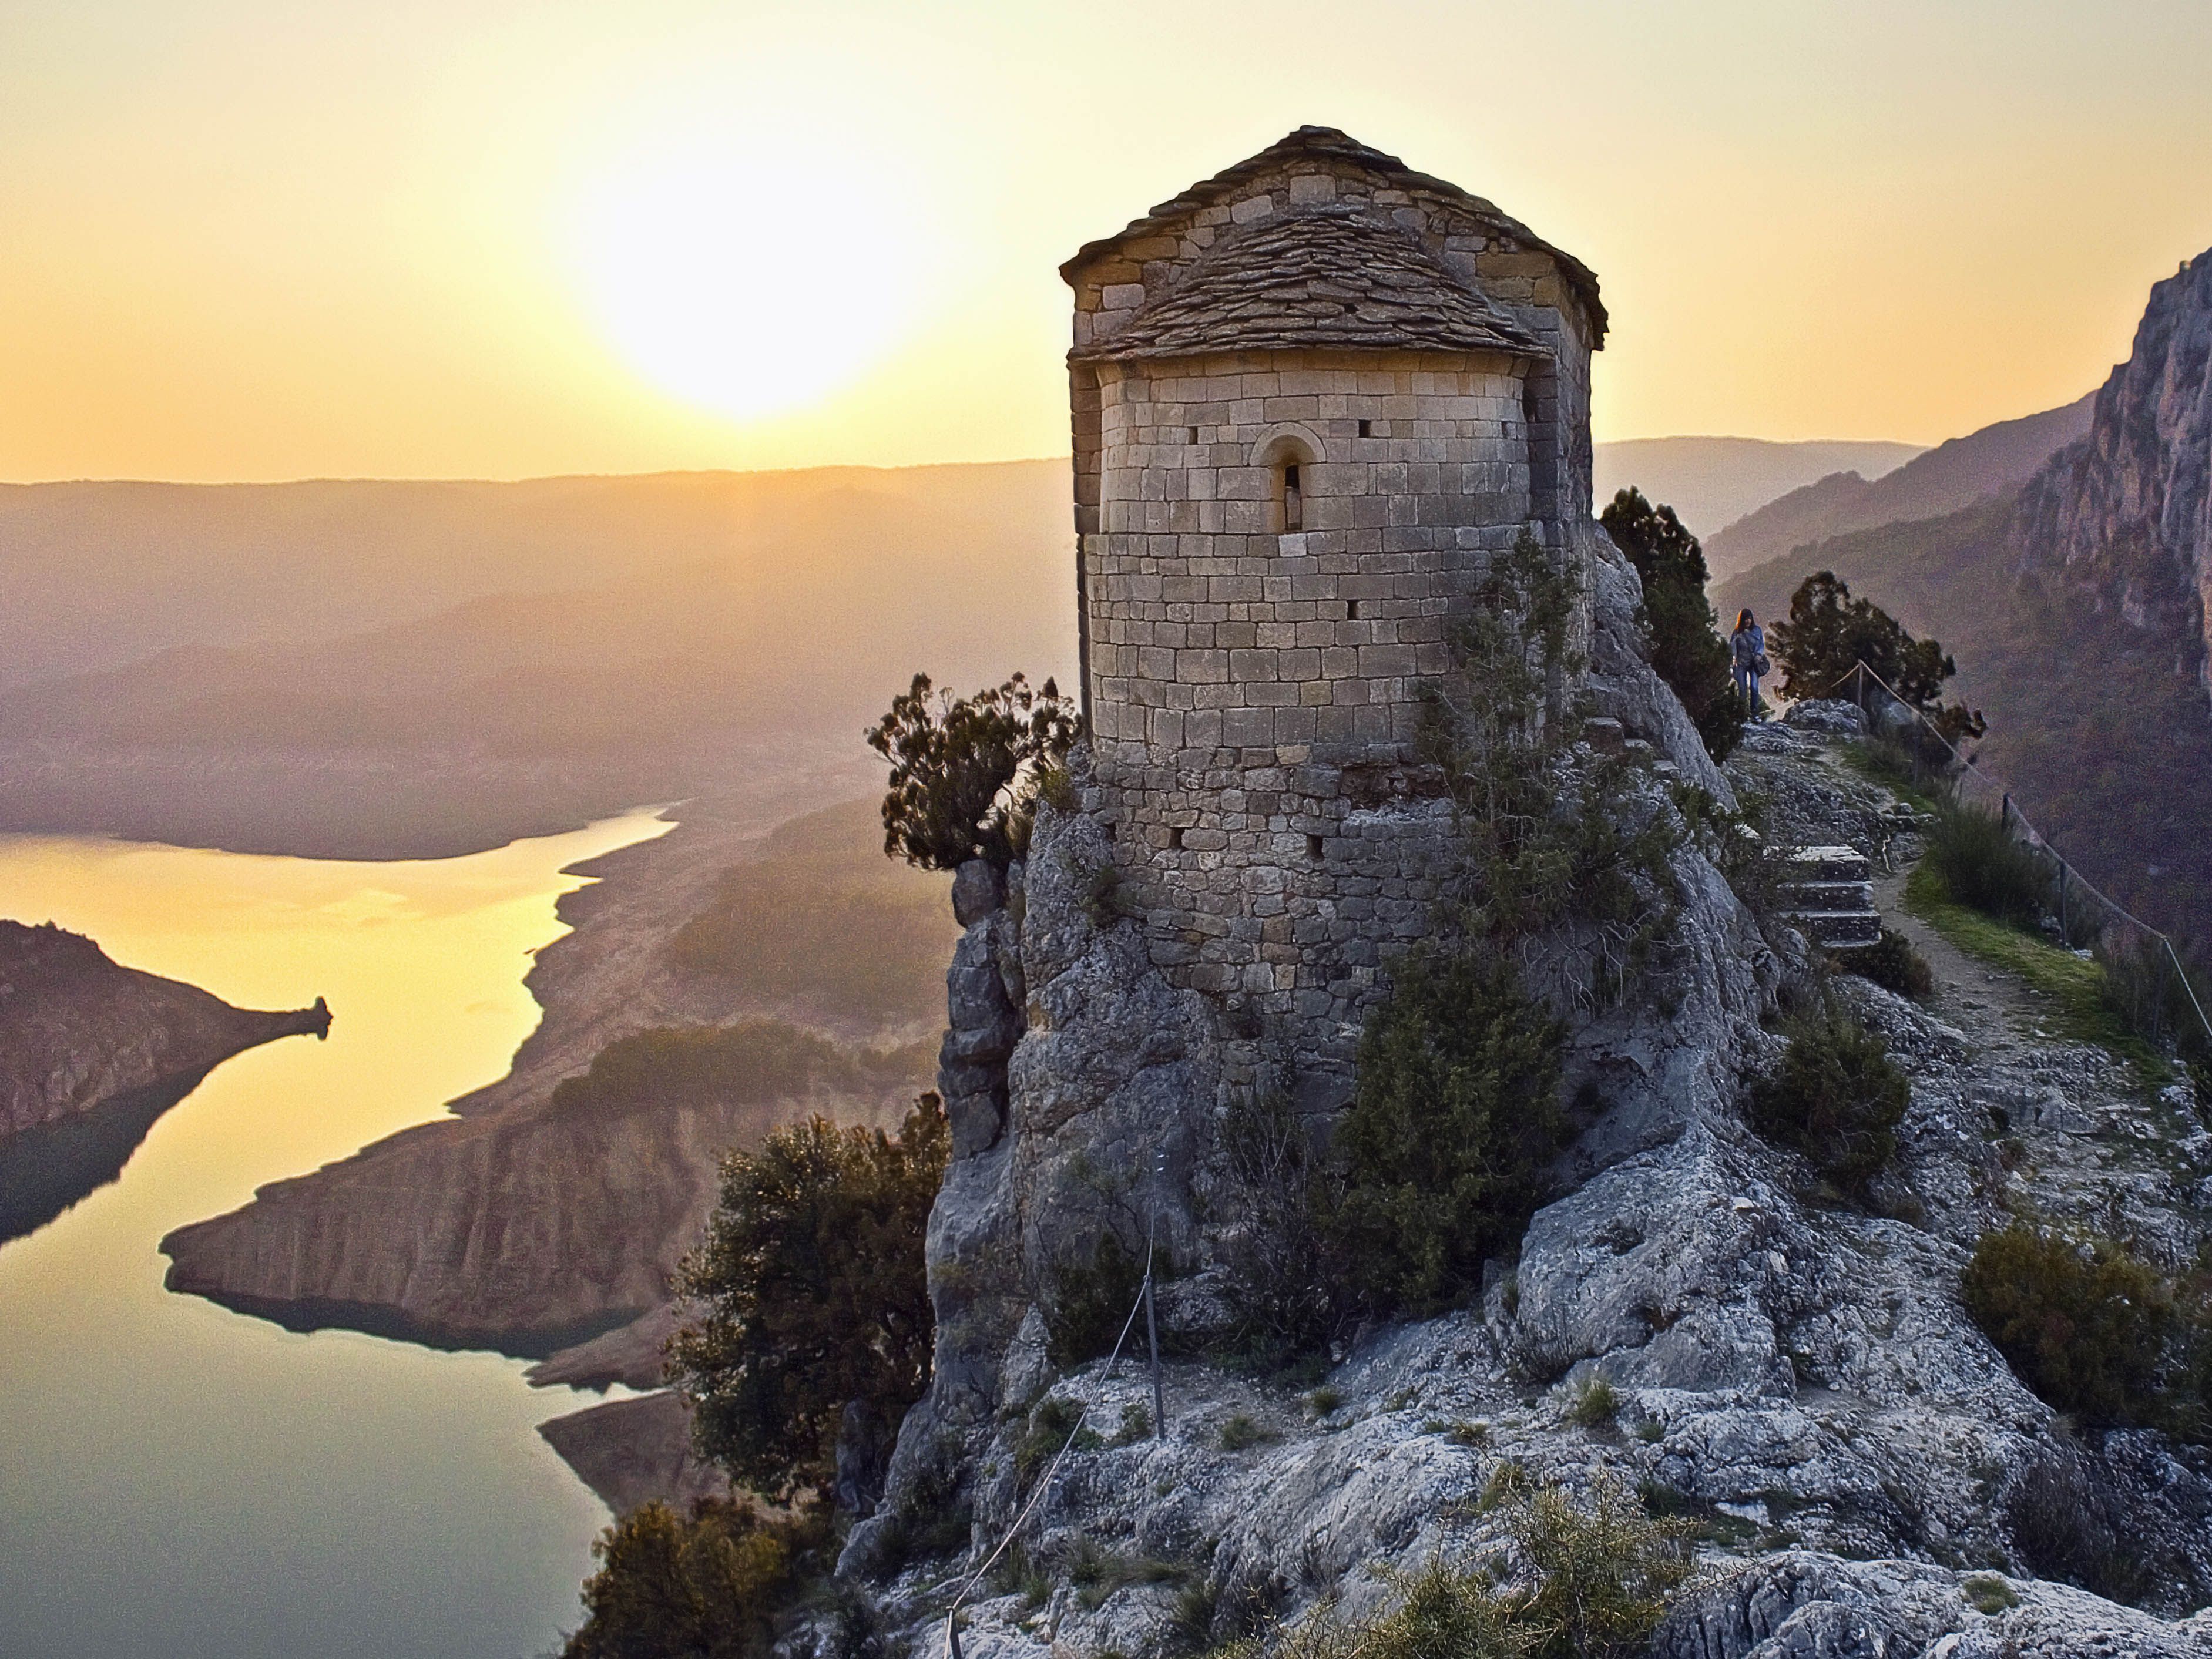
(1819, 660), (2212, 1063)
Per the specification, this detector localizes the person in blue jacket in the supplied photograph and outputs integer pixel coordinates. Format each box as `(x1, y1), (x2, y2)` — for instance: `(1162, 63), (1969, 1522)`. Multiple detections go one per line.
(1731, 608), (1768, 717)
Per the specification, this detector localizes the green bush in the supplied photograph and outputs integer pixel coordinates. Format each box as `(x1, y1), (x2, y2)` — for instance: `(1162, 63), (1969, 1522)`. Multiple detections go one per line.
(1512, 1477), (1696, 1659)
(1045, 1231), (1163, 1367)
(1569, 1375), (1621, 1429)
(1218, 1412), (1273, 1452)
(1600, 488), (1743, 763)
(669, 1097), (946, 1504)
(1960, 1225), (2174, 1426)
(1747, 1002), (1911, 1193)
(1223, 1476), (1692, 1659)
(866, 672), (1081, 871)
(1833, 928), (1935, 1000)
(1922, 802), (2051, 931)
(1330, 947), (1570, 1317)
(562, 1498), (822, 1659)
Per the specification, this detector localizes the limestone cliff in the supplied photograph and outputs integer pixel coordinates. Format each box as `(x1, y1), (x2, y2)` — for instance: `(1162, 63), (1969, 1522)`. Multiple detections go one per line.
(2015, 247), (2212, 696)
(838, 706), (2212, 1651)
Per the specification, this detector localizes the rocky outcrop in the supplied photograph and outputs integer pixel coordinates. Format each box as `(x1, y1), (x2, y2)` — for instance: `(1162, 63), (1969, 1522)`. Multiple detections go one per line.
(0, 918), (327, 1242)
(2015, 247), (2212, 695)
(0, 918), (327, 1142)
(837, 713), (2211, 1656)
(537, 1391), (731, 1520)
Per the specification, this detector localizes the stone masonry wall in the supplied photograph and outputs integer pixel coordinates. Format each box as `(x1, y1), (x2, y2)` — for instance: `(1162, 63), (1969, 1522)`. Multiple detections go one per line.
(1083, 346), (1540, 1094)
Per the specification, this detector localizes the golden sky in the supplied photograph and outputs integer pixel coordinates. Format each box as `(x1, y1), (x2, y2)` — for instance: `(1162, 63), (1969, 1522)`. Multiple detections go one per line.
(4, 0), (2209, 483)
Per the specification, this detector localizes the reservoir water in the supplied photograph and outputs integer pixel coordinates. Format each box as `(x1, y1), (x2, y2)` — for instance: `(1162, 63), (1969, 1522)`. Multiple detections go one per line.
(0, 808), (674, 1659)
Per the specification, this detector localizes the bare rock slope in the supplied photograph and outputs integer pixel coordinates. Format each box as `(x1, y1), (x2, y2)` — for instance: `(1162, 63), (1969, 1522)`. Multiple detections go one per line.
(843, 714), (2211, 1655)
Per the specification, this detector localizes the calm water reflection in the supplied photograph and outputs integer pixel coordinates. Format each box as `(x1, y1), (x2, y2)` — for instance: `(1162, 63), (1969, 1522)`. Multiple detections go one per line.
(0, 809), (673, 1659)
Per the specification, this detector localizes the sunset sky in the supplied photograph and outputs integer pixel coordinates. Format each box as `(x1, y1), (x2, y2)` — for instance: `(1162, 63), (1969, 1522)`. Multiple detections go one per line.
(4, 0), (2209, 483)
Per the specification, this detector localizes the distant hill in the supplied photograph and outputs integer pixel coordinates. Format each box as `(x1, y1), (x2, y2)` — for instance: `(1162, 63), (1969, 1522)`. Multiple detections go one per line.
(0, 460), (1070, 692)
(1703, 396), (2094, 580)
(1591, 436), (1922, 546)
(0, 465), (1078, 857)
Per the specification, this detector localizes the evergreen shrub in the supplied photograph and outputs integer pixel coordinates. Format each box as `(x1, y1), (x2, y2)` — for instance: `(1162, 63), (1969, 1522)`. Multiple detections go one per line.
(1747, 1002), (1911, 1193)
(1330, 946), (1569, 1317)
(1600, 488), (1743, 762)
(1217, 1476), (1692, 1659)
(1044, 1232), (1160, 1367)
(669, 1097), (946, 1504)
(1922, 802), (2051, 930)
(1833, 928), (1935, 1001)
(561, 1498), (822, 1659)
(867, 673), (1080, 871)
(1959, 1225), (2173, 1426)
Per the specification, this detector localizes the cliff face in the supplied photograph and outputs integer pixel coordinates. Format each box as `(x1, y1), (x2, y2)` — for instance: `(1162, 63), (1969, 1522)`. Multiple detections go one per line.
(839, 709), (2212, 1659)
(2015, 248), (2212, 695)
(157, 800), (930, 1356)
(830, 510), (2212, 1657)
(0, 918), (327, 1141)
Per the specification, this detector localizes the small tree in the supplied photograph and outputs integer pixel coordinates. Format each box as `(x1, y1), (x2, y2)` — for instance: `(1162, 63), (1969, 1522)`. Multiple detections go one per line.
(866, 673), (1081, 870)
(1329, 947), (1570, 1317)
(1769, 570), (1986, 743)
(562, 1498), (814, 1659)
(1600, 488), (1743, 761)
(669, 1096), (948, 1506)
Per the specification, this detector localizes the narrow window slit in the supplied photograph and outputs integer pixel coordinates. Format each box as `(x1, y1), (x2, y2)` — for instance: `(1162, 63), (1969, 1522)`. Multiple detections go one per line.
(1306, 834), (1325, 861)
(1282, 463), (1303, 532)
(1167, 826), (1184, 850)
(1347, 599), (1361, 620)
(1357, 418), (1372, 438)
(1187, 426), (1199, 444)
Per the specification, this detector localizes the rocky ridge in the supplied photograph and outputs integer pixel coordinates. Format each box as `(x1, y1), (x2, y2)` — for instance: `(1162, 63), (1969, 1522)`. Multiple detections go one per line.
(0, 917), (328, 1143)
(837, 700), (2212, 1654)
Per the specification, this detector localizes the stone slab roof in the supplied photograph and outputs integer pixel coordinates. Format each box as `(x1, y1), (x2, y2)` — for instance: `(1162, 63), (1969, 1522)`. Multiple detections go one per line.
(1070, 206), (1545, 363)
(1062, 125), (1607, 341)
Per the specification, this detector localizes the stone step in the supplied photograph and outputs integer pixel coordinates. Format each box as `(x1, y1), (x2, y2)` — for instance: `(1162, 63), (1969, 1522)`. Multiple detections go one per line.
(1781, 879), (1877, 911)
(1793, 909), (1884, 948)
(1773, 844), (1871, 882)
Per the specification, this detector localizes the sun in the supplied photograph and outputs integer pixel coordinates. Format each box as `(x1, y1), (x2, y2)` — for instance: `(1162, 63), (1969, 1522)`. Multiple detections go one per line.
(567, 140), (927, 423)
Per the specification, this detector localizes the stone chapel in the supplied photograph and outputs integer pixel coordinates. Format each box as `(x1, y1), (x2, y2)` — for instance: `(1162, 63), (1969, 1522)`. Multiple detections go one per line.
(1060, 125), (1610, 1092)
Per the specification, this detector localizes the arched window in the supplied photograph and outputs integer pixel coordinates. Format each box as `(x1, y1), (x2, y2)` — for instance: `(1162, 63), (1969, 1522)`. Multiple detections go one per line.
(1251, 424), (1324, 538)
